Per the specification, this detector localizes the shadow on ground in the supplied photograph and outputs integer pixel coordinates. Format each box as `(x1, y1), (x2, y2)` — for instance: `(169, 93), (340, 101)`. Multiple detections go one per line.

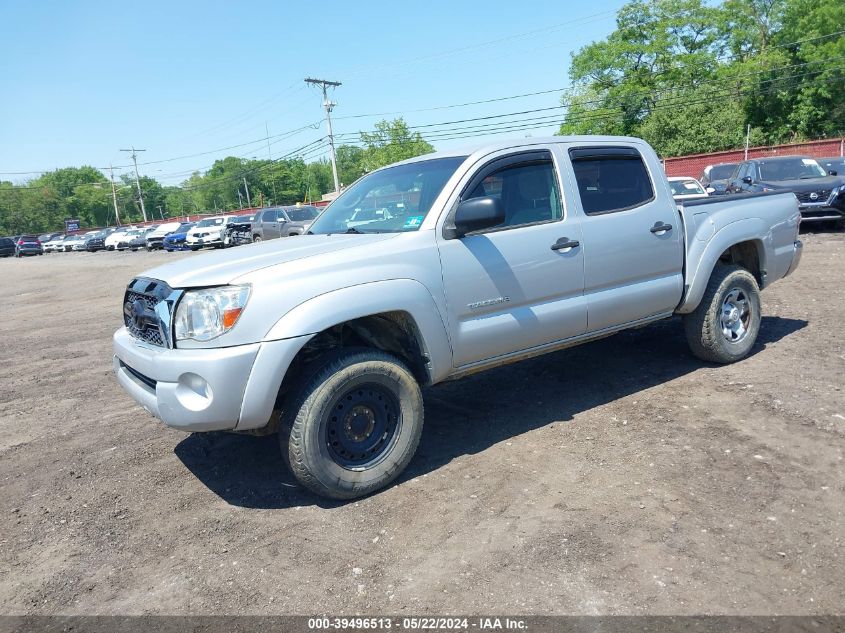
(175, 315), (807, 509)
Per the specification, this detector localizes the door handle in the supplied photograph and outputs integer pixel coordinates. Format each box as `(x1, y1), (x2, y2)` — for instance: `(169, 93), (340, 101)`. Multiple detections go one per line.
(650, 222), (673, 234)
(551, 237), (580, 251)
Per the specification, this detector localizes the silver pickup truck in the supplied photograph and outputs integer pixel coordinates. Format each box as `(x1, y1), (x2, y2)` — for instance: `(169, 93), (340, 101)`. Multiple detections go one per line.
(113, 136), (802, 499)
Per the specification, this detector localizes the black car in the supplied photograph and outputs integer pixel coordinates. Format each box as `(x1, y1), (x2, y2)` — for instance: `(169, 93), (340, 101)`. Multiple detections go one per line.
(14, 235), (44, 257)
(819, 156), (845, 176)
(700, 162), (739, 196)
(724, 156), (845, 225)
(85, 234), (107, 252)
(0, 237), (15, 257)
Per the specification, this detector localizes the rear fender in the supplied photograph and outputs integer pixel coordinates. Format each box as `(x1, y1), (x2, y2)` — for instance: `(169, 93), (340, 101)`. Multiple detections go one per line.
(677, 218), (768, 314)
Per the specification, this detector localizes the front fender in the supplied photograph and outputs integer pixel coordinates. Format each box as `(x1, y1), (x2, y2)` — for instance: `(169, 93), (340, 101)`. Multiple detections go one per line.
(676, 218), (769, 314)
(263, 279), (454, 383)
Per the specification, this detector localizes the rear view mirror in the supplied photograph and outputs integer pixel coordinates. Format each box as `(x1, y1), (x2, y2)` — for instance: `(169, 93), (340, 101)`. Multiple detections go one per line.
(829, 170), (838, 176)
(742, 176), (753, 184)
(445, 196), (505, 239)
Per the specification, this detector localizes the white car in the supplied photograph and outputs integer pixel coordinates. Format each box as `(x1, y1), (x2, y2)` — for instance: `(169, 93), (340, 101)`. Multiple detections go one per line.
(44, 236), (67, 252)
(185, 215), (236, 250)
(105, 227), (137, 250)
(668, 176), (710, 201)
(145, 221), (184, 251)
(61, 235), (86, 251)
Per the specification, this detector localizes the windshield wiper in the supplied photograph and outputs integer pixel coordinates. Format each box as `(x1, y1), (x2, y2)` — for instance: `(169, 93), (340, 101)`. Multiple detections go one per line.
(345, 227), (364, 233)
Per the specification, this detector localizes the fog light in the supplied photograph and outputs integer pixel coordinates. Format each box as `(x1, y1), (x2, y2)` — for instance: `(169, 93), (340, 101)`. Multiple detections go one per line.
(175, 373), (213, 411)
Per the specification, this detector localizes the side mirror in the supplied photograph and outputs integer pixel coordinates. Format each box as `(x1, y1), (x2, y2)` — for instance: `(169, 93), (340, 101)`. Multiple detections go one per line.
(705, 186), (715, 194)
(445, 196), (505, 239)
(829, 170), (838, 176)
(742, 176), (753, 184)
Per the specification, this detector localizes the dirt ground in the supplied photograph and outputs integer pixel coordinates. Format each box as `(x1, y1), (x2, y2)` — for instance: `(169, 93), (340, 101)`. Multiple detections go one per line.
(0, 231), (843, 616)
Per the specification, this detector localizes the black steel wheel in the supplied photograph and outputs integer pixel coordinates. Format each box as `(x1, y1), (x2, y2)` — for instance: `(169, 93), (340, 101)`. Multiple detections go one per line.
(280, 348), (423, 499)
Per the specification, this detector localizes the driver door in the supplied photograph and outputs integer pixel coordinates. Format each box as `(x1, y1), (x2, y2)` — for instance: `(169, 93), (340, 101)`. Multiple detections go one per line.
(437, 150), (587, 367)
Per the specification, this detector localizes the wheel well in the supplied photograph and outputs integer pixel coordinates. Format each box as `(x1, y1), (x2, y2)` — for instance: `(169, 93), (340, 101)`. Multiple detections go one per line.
(719, 240), (763, 286)
(272, 312), (430, 421)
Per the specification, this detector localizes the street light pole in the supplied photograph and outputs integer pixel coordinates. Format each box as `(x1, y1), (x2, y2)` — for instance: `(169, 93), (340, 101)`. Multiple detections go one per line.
(119, 146), (148, 223)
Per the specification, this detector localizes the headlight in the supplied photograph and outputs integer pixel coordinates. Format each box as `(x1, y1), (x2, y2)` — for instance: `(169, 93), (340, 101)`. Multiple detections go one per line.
(174, 285), (250, 342)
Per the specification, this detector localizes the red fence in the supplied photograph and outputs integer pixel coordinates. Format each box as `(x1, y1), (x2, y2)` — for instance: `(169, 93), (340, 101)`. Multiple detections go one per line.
(663, 137), (845, 178)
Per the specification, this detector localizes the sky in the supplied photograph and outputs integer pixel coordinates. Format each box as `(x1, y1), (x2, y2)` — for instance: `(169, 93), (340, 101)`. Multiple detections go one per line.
(0, 0), (627, 186)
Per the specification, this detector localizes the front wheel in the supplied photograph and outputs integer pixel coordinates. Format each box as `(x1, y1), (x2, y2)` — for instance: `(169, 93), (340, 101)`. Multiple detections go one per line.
(252, 235), (262, 243)
(280, 349), (424, 500)
(683, 264), (761, 364)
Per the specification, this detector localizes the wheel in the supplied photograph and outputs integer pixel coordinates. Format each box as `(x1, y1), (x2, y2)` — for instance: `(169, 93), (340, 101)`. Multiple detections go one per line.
(683, 264), (761, 364)
(252, 235), (262, 243)
(190, 246), (200, 251)
(280, 349), (424, 500)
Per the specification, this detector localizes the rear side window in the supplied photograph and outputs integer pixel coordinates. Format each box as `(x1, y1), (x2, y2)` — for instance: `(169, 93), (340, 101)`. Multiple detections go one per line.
(570, 147), (655, 215)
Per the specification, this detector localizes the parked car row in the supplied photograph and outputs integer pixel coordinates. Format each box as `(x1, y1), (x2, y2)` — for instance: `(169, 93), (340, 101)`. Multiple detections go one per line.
(670, 155), (845, 227)
(3, 204), (324, 261)
(0, 235), (44, 257)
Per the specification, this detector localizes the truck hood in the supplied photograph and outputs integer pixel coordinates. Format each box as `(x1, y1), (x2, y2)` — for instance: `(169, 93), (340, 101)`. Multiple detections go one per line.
(139, 233), (399, 288)
(758, 176), (845, 191)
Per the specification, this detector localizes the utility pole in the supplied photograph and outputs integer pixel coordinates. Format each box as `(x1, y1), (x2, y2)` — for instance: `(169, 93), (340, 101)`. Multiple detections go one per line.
(243, 177), (251, 207)
(744, 124), (751, 160)
(237, 189), (244, 209)
(266, 121), (278, 203)
(108, 164), (121, 226)
(305, 77), (341, 193)
(120, 146), (148, 223)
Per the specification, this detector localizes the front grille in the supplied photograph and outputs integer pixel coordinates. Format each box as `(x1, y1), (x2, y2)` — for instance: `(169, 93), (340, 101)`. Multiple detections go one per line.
(123, 278), (177, 348)
(795, 189), (832, 203)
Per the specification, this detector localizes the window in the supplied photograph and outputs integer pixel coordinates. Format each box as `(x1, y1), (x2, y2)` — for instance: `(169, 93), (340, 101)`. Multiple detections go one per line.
(570, 147), (654, 215)
(464, 158), (562, 229)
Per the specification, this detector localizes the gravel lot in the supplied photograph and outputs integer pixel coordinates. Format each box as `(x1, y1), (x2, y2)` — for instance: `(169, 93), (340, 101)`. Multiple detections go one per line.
(1, 233), (843, 615)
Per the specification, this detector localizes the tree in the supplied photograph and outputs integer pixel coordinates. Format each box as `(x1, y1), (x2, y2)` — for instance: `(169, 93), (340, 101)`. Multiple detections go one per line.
(359, 119), (434, 172)
(559, 0), (845, 154)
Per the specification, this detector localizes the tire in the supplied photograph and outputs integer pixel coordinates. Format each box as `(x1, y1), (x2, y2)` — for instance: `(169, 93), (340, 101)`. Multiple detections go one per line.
(683, 264), (761, 364)
(252, 235), (262, 243)
(280, 349), (424, 500)
(190, 246), (200, 251)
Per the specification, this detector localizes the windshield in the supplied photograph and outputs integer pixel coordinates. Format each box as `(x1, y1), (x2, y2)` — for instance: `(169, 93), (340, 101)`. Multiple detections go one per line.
(308, 156), (467, 234)
(759, 158), (827, 180)
(669, 179), (705, 195)
(709, 164), (736, 180)
(196, 217), (225, 227)
(287, 207), (319, 222)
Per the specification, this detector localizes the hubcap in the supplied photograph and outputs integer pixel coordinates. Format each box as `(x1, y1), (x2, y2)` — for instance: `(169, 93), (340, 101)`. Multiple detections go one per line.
(326, 384), (400, 468)
(720, 288), (751, 343)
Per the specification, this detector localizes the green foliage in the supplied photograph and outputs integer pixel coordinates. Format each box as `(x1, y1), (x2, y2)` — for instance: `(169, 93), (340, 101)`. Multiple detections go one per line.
(359, 118), (434, 172)
(559, 0), (845, 155)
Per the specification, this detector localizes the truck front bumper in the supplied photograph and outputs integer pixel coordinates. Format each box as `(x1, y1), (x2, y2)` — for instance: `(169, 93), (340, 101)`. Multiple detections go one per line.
(112, 327), (310, 432)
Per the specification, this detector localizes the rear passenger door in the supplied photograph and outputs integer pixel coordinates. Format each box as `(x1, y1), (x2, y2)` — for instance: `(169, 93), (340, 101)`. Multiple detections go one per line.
(568, 146), (684, 333)
(261, 209), (282, 239)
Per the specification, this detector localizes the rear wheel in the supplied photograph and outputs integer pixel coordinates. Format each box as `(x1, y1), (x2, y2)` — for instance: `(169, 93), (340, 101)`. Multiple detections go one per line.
(280, 349), (424, 500)
(684, 264), (761, 364)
